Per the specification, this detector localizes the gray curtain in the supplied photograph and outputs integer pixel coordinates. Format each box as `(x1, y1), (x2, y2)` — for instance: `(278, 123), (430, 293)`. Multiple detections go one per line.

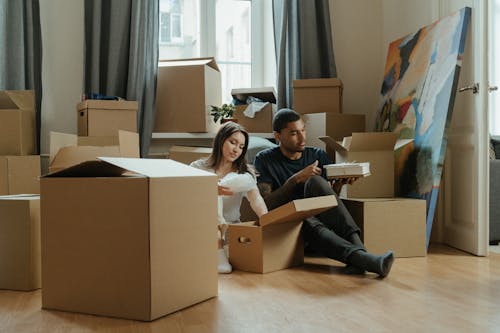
(84, 0), (159, 157)
(0, 0), (43, 153)
(273, 0), (336, 109)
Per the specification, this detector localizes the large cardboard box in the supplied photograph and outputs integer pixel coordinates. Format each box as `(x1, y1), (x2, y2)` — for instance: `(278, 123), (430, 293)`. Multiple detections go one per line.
(293, 78), (343, 114)
(168, 146), (212, 165)
(40, 157), (218, 321)
(320, 133), (412, 198)
(155, 58), (221, 133)
(343, 198), (427, 257)
(48, 130), (140, 173)
(229, 195), (337, 273)
(0, 195), (41, 291)
(0, 90), (35, 155)
(77, 100), (138, 137)
(0, 156), (40, 195)
(303, 113), (365, 160)
(231, 87), (276, 133)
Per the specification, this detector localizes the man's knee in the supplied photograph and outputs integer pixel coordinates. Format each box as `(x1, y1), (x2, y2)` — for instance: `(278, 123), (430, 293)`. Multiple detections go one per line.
(304, 175), (334, 197)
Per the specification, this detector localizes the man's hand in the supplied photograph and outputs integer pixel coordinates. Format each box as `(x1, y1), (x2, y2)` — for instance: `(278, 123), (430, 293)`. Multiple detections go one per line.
(293, 160), (322, 184)
(331, 177), (359, 195)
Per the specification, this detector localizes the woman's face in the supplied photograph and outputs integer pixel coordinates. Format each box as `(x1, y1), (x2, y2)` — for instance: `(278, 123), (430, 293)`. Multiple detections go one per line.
(222, 131), (246, 164)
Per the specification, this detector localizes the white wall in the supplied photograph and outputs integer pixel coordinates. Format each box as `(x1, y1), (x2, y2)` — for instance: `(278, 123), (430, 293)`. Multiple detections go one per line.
(39, 0), (84, 157)
(329, 0), (384, 130)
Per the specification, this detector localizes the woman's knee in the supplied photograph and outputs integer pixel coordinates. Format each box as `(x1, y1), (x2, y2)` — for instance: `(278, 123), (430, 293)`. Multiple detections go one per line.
(304, 175), (334, 197)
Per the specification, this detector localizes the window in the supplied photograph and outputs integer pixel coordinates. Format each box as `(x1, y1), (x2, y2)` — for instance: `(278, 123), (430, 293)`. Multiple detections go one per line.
(159, 0), (267, 103)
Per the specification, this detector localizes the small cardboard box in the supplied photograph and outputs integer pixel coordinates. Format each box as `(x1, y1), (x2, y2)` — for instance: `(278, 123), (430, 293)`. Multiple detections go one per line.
(231, 87), (276, 133)
(0, 90), (36, 155)
(40, 157), (218, 321)
(77, 100), (138, 137)
(343, 198), (426, 257)
(320, 133), (412, 198)
(303, 113), (365, 160)
(293, 78), (343, 114)
(0, 195), (41, 291)
(168, 146), (212, 165)
(229, 195), (338, 273)
(0, 156), (40, 195)
(48, 130), (140, 173)
(155, 58), (221, 133)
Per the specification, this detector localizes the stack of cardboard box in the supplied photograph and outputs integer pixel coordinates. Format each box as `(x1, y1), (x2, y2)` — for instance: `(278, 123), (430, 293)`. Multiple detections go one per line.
(0, 90), (42, 291)
(292, 79), (427, 258)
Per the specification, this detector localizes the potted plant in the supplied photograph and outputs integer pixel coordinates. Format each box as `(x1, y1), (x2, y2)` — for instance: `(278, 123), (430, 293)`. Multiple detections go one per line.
(210, 103), (236, 124)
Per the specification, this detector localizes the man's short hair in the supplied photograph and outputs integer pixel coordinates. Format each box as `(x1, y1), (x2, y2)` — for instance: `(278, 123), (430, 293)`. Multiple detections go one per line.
(272, 108), (301, 132)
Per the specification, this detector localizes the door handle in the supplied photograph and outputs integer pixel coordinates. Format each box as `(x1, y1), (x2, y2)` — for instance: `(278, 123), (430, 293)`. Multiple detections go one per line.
(459, 83), (479, 94)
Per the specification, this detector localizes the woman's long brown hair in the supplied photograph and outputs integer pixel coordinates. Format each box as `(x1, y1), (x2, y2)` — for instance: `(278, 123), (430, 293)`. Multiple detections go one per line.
(207, 122), (250, 174)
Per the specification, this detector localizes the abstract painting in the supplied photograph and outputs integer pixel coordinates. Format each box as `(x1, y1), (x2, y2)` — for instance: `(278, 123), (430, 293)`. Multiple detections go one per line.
(374, 7), (471, 247)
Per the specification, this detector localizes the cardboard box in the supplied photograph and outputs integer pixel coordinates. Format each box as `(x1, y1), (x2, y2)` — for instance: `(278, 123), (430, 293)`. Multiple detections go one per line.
(343, 198), (426, 257)
(229, 195), (338, 273)
(40, 157), (218, 321)
(0, 90), (35, 155)
(168, 146), (212, 165)
(320, 133), (412, 198)
(0, 156), (40, 195)
(303, 113), (365, 159)
(155, 58), (221, 133)
(48, 130), (140, 173)
(231, 87), (276, 133)
(0, 195), (41, 291)
(293, 78), (343, 114)
(77, 100), (138, 137)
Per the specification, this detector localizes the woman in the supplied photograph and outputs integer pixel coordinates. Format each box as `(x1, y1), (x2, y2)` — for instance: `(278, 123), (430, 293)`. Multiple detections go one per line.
(190, 122), (268, 273)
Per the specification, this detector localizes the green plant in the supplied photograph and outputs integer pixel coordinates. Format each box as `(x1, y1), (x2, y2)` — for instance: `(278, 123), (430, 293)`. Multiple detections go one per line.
(210, 103), (235, 123)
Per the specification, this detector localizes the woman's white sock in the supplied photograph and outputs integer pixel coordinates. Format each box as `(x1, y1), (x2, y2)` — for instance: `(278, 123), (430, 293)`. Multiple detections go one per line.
(218, 248), (232, 274)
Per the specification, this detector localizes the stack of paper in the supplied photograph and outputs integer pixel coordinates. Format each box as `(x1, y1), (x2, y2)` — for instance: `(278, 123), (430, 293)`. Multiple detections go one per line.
(324, 162), (371, 178)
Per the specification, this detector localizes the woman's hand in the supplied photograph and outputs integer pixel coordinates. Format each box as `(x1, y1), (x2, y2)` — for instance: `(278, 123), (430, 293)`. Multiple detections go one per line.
(218, 185), (234, 196)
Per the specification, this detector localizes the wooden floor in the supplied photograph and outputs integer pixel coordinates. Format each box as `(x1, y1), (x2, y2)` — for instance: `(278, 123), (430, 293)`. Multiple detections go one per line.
(1, 244), (499, 333)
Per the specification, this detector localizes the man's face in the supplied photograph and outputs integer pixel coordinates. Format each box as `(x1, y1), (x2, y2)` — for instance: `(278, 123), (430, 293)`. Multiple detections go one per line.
(275, 119), (307, 153)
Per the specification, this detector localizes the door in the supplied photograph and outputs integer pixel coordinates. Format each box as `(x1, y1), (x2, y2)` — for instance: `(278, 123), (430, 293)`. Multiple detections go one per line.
(442, 0), (489, 255)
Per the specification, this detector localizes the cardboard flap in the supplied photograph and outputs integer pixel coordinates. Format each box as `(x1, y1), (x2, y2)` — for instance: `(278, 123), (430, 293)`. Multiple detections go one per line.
(158, 57), (220, 72)
(50, 146), (121, 172)
(49, 132), (78, 164)
(319, 136), (348, 154)
(258, 195), (337, 227)
(348, 132), (398, 151)
(0, 90), (34, 110)
(45, 160), (127, 178)
(98, 157), (217, 178)
(77, 136), (120, 147)
(231, 87), (277, 103)
(118, 130), (140, 158)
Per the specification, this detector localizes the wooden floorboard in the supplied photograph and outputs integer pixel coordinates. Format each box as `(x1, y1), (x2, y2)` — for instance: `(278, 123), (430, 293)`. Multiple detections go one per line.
(1, 244), (499, 333)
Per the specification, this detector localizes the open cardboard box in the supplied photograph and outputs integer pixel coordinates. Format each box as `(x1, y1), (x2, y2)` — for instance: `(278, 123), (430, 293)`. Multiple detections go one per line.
(229, 195), (337, 273)
(40, 157), (218, 321)
(320, 133), (412, 198)
(48, 130), (140, 173)
(77, 100), (138, 136)
(231, 87), (276, 133)
(0, 90), (36, 155)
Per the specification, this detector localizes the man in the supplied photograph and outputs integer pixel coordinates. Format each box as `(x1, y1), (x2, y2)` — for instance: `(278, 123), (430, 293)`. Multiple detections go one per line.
(254, 108), (394, 277)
